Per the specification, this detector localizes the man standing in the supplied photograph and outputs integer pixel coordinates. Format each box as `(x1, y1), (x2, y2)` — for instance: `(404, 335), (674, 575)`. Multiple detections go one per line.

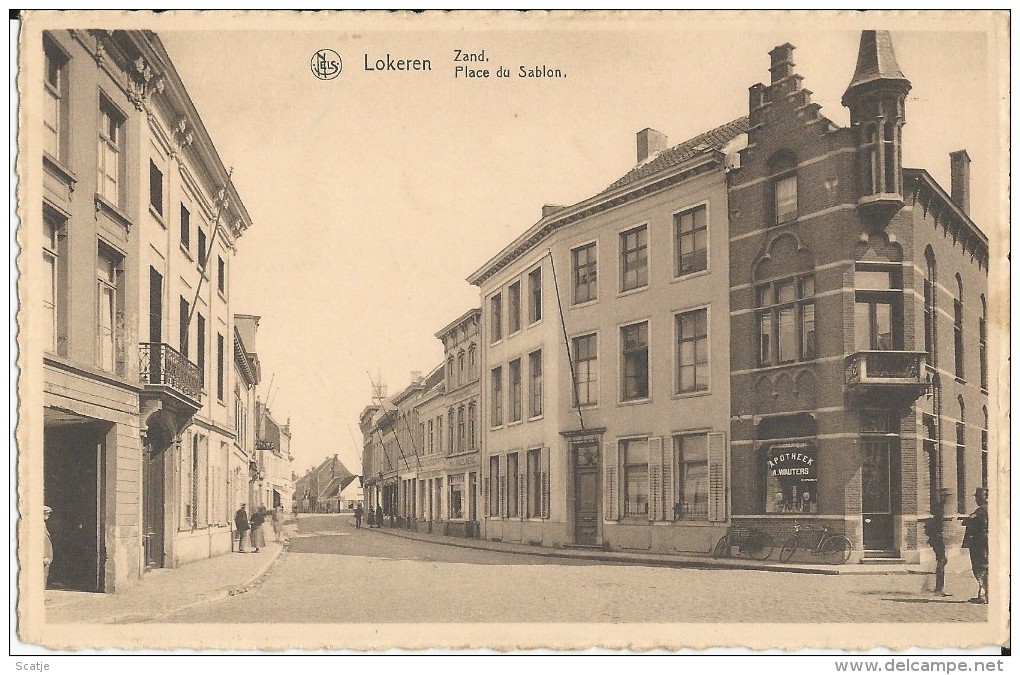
(923, 489), (950, 596)
(354, 503), (364, 529)
(962, 486), (989, 604)
(43, 505), (53, 588)
(234, 503), (250, 553)
(375, 504), (384, 529)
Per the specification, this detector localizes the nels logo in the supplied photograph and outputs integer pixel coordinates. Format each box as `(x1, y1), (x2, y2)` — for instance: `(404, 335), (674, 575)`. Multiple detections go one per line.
(311, 49), (342, 80)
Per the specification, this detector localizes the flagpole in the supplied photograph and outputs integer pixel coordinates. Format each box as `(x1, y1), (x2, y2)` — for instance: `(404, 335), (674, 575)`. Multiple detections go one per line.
(184, 167), (234, 349)
(546, 249), (585, 432)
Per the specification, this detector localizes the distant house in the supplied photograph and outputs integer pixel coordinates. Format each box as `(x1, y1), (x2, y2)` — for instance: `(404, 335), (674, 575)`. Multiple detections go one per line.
(294, 454), (358, 512)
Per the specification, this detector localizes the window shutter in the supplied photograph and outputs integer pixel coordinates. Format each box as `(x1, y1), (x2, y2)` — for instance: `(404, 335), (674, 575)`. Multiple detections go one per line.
(540, 446), (550, 519)
(648, 437), (663, 521)
(483, 477), (490, 517)
(708, 431), (727, 522)
(519, 470), (527, 521)
(662, 440), (674, 521)
(499, 454), (507, 518)
(604, 441), (619, 521)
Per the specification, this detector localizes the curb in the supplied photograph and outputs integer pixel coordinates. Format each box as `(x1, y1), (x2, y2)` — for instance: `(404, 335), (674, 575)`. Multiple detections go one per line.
(370, 526), (922, 576)
(104, 542), (288, 625)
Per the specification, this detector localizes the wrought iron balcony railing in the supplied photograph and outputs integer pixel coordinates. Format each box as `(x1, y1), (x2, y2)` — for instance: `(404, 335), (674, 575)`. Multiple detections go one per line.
(844, 351), (928, 403)
(139, 342), (202, 404)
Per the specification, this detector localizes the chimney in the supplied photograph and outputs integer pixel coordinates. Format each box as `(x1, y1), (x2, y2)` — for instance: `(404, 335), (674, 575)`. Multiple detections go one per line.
(542, 204), (565, 218)
(769, 43), (795, 83)
(950, 150), (971, 215)
(636, 128), (668, 164)
(410, 370), (422, 384)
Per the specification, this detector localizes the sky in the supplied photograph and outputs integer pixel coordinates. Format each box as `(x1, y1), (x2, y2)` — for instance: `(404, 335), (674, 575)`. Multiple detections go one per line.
(156, 13), (1005, 478)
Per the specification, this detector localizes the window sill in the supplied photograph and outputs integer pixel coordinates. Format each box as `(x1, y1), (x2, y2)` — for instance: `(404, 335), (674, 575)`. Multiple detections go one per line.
(672, 388), (711, 400)
(617, 285), (649, 299)
(527, 318), (544, 329)
(672, 268), (711, 284)
(180, 243), (194, 261)
(490, 338), (503, 347)
(618, 516), (651, 524)
(527, 414), (544, 423)
(218, 290), (227, 303)
(507, 420), (524, 428)
(489, 424), (505, 432)
(618, 397), (652, 407)
(508, 329), (522, 339)
(570, 298), (599, 310)
(94, 193), (133, 231)
(43, 152), (77, 186)
(149, 204), (167, 229)
(955, 377), (967, 385)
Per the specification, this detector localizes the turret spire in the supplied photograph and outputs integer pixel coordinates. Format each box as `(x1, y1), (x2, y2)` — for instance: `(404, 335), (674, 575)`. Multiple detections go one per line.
(843, 30), (910, 103)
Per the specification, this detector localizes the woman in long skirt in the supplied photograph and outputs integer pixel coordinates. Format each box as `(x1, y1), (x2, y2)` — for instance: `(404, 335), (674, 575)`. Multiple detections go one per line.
(250, 507), (268, 552)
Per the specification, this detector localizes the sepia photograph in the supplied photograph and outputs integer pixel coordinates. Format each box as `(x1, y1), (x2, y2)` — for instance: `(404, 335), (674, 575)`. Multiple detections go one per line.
(12, 9), (1010, 656)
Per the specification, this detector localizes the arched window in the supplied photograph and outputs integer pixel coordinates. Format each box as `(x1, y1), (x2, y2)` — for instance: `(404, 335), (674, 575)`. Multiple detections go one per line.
(768, 151), (798, 226)
(954, 275), (964, 379)
(468, 401), (477, 450)
(458, 351), (466, 384)
(447, 357), (456, 387)
(956, 396), (966, 513)
(923, 247), (937, 365)
(468, 345), (477, 381)
(979, 295), (987, 391)
(981, 406), (989, 489)
(448, 409), (455, 453)
(457, 406), (466, 453)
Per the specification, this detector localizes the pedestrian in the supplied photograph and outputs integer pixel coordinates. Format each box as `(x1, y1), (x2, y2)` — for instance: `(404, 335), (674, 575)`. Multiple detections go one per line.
(43, 505), (53, 587)
(234, 504), (250, 553)
(961, 486), (989, 604)
(250, 506), (268, 553)
(375, 504), (384, 529)
(923, 488), (950, 596)
(354, 503), (364, 529)
(271, 506), (284, 542)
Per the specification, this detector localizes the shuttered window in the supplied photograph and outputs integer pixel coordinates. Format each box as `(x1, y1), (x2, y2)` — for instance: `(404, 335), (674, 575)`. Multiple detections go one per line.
(540, 446), (551, 519)
(603, 441), (618, 521)
(707, 431), (727, 522)
(647, 437), (663, 521)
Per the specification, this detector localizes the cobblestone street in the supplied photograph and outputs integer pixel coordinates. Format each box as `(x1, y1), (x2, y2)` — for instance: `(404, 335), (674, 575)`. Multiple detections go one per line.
(153, 515), (990, 624)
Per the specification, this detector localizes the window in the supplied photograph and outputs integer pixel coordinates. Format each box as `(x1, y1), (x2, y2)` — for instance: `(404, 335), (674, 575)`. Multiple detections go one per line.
(457, 406), (466, 452)
(508, 281), (521, 334)
(488, 455), (499, 516)
(217, 256), (226, 295)
(447, 357), (455, 387)
(676, 308), (709, 393)
(196, 313), (206, 387)
(468, 402), (477, 449)
(674, 434), (708, 520)
(507, 452), (520, 518)
(458, 352), (465, 383)
(528, 267), (543, 323)
(756, 274), (816, 366)
(490, 366), (503, 426)
(198, 227), (207, 268)
(774, 175), (798, 224)
(765, 444), (818, 514)
(97, 247), (119, 372)
(448, 410), (455, 453)
(449, 474), (465, 520)
(956, 416), (966, 514)
(180, 433), (195, 528)
(923, 249), (937, 366)
(44, 43), (67, 159)
(528, 350), (543, 418)
(855, 266), (902, 351)
(43, 218), (60, 353)
(149, 160), (164, 216)
(620, 225), (648, 292)
(621, 438), (649, 517)
(979, 296), (987, 390)
(572, 333), (598, 406)
(468, 346), (477, 380)
(427, 419), (434, 453)
(179, 297), (190, 358)
(180, 205), (191, 251)
(981, 407), (988, 489)
(954, 276), (965, 379)
(490, 292), (502, 342)
(675, 205), (708, 276)
(572, 242), (598, 303)
(216, 332), (225, 401)
(508, 358), (522, 423)
(621, 321), (649, 401)
(436, 416), (443, 453)
(527, 448), (541, 518)
(98, 100), (124, 206)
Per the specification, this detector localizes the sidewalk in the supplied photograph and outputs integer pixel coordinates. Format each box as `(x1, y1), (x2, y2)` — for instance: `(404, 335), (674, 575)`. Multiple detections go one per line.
(45, 535), (288, 624)
(370, 524), (939, 576)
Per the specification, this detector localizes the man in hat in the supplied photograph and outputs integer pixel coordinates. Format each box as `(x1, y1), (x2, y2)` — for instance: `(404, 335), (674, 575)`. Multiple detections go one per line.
(43, 505), (53, 587)
(923, 488), (951, 596)
(234, 503), (250, 553)
(961, 486), (989, 604)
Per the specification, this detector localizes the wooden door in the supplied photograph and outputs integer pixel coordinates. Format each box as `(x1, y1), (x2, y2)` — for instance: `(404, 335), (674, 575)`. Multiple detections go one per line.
(573, 443), (599, 546)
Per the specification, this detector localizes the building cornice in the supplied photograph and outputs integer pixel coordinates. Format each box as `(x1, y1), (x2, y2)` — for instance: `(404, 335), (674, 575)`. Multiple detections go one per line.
(905, 168), (990, 271)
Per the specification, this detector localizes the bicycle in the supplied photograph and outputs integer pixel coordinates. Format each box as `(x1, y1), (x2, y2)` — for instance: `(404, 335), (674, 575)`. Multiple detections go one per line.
(712, 525), (775, 561)
(778, 523), (853, 564)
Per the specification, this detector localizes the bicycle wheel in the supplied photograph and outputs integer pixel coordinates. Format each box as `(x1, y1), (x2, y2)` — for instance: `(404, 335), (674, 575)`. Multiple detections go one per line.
(820, 535), (853, 564)
(744, 530), (774, 560)
(712, 533), (730, 559)
(779, 536), (799, 563)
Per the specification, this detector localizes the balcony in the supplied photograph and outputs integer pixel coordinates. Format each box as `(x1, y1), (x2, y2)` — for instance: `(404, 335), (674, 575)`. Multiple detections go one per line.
(844, 350), (928, 407)
(139, 342), (203, 418)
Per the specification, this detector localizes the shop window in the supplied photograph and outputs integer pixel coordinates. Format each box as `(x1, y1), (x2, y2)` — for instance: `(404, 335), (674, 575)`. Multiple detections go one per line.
(756, 274), (815, 366)
(621, 438), (649, 517)
(621, 321), (649, 401)
(854, 264), (903, 351)
(572, 241), (598, 304)
(675, 204), (708, 276)
(449, 474), (465, 520)
(765, 444), (817, 514)
(620, 224), (648, 292)
(673, 434), (708, 520)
